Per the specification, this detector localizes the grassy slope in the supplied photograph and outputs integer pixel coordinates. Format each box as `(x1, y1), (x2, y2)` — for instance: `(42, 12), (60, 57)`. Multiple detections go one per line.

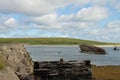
(0, 38), (117, 45)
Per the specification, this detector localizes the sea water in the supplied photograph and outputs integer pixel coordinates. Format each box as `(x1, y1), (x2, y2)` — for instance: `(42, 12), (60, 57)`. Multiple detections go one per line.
(25, 45), (120, 66)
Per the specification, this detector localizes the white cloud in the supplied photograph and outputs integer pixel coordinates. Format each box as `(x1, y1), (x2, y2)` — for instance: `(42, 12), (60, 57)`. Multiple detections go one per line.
(30, 14), (57, 25)
(114, 1), (120, 9)
(58, 6), (108, 23)
(2, 17), (17, 28)
(89, 20), (120, 42)
(0, 0), (69, 16)
(107, 20), (120, 28)
(91, 0), (109, 5)
(106, 20), (120, 33)
(0, 0), (113, 16)
(0, 25), (5, 30)
(110, 0), (120, 11)
(0, 17), (18, 32)
(25, 5), (109, 36)
(76, 6), (108, 21)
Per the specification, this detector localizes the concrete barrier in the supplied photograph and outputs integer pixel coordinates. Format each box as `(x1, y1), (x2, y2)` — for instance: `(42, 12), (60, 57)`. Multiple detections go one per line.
(33, 59), (92, 80)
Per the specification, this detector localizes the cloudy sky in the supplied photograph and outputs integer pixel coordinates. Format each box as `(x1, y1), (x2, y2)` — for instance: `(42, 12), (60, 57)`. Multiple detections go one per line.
(0, 0), (120, 42)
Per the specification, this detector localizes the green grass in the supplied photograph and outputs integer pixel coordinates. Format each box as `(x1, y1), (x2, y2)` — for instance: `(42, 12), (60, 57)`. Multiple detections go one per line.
(0, 56), (5, 70)
(0, 37), (118, 45)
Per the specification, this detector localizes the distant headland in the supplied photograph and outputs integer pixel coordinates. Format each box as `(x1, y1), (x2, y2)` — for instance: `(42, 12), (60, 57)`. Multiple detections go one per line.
(0, 38), (119, 45)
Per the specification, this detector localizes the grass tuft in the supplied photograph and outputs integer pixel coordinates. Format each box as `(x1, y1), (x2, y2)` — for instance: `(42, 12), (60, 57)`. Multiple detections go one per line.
(0, 55), (5, 70)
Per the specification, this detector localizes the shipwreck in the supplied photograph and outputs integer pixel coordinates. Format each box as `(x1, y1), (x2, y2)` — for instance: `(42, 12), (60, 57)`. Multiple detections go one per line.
(79, 44), (106, 54)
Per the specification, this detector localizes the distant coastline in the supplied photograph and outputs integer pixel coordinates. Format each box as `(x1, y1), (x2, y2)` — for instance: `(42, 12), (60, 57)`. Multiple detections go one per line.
(25, 44), (78, 47)
(25, 44), (120, 47)
(0, 38), (119, 45)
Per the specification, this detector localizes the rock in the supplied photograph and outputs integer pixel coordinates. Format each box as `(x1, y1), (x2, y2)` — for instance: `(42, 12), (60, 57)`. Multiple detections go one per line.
(0, 44), (33, 80)
(79, 44), (106, 54)
(0, 67), (20, 80)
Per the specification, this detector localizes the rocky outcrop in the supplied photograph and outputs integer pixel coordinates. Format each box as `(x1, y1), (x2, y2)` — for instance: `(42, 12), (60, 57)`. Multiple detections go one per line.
(0, 44), (33, 80)
(0, 67), (19, 80)
(79, 44), (106, 54)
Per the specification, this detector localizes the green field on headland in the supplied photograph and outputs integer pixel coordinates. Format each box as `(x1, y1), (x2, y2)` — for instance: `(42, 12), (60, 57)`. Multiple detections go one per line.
(0, 38), (119, 45)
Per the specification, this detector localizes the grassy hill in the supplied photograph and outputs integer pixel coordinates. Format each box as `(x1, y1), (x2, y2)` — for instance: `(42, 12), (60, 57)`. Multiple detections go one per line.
(0, 38), (118, 45)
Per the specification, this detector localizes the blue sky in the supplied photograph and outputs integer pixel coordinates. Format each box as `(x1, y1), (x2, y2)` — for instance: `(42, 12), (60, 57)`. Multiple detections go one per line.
(0, 0), (120, 42)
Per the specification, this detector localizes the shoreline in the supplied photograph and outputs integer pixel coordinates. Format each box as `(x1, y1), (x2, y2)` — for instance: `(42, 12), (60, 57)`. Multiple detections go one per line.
(25, 44), (120, 47)
(25, 44), (78, 47)
(94, 45), (120, 47)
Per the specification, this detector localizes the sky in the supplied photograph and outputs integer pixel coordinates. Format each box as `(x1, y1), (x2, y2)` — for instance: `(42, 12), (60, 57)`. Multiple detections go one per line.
(0, 0), (120, 42)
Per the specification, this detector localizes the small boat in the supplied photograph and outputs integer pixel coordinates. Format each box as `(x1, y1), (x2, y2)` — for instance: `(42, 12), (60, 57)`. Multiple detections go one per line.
(58, 51), (61, 54)
(113, 46), (119, 51)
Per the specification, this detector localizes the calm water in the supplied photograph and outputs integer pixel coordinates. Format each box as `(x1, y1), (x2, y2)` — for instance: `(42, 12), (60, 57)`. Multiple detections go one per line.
(25, 45), (120, 66)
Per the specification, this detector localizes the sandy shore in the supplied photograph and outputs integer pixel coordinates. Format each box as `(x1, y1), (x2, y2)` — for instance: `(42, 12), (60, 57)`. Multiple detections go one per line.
(94, 45), (120, 47)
